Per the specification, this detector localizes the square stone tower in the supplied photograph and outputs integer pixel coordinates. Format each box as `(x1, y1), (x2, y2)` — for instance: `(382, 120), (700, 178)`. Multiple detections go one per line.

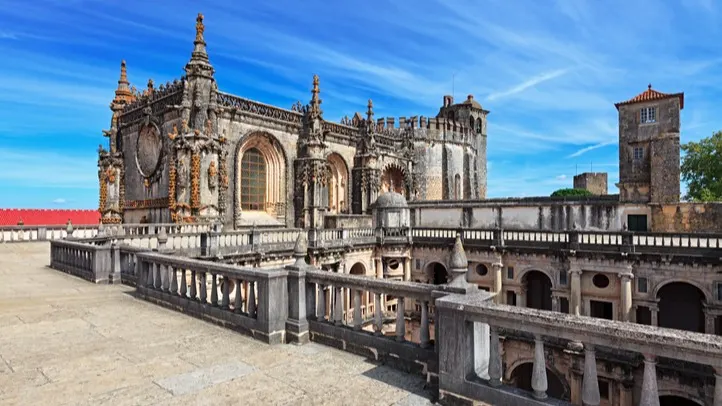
(573, 172), (607, 195)
(614, 85), (683, 204)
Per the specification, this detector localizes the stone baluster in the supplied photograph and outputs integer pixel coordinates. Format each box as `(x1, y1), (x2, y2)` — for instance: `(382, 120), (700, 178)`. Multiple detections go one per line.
(374, 292), (383, 335)
(353, 290), (362, 330)
(333, 286), (344, 325)
(154, 263), (162, 290)
(317, 284), (327, 321)
(221, 276), (230, 309)
(639, 354), (660, 406)
(210, 273), (219, 306)
(247, 281), (256, 317)
(179, 269), (187, 298)
(650, 303), (659, 326)
(199, 272), (207, 303)
(474, 322), (490, 380)
(170, 266), (178, 294)
(189, 270), (197, 300)
(582, 344), (600, 406)
(234, 279), (243, 313)
(305, 281), (317, 320)
(396, 297), (406, 342)
(147, 263), (154, 288)
(531, 335), (548, 400)
(420, 300), (430, 348)
(488, 327), (502, 387)
(619, 270), (634, 322)
(162, 265), (170, 292)
(491, 258), (503, 304)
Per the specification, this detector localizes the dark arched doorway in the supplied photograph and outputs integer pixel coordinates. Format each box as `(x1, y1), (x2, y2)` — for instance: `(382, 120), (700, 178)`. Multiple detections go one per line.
(426, 262), (448, 285)
(660, 395), (701, 406)
(524, 271), (552, 311)
(657, 282), (705, 333)
(509, 362), (567, 400)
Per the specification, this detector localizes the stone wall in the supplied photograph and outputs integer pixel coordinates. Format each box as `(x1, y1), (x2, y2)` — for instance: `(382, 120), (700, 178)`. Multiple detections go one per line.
(573, 172), (608, 195)
(650, 203), (722, 233)
(323, 214), (372, 229)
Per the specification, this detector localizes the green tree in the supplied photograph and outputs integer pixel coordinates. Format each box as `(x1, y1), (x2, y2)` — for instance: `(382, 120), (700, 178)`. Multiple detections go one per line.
(550, 188), (593, 197)
(681, 130), (722, 202)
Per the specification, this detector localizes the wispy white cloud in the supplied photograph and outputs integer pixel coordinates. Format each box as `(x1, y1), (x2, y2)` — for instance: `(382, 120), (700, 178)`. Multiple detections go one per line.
(52, 198), (67, 204)
(0, 32), (18, 40)
(487, 69), (571, 101)
(0, 148), (97, 189)
(567, 141), (616, 158)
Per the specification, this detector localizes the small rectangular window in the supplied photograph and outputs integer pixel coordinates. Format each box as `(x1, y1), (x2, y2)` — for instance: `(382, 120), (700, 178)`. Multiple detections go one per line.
(638, 277), (648, 293)
(415, 259), (421, 270)
(633, 147), (644, 161)
(590, 300), (614, 320)
(640, 107), (656, 123)
(598, 380), (610, 400)
(506, 291), (517, 306)
(559, 271), (568, 286)
(507, 266), (514, 280)
(560, 297), (569, 314)
(717, 283), (722, 301)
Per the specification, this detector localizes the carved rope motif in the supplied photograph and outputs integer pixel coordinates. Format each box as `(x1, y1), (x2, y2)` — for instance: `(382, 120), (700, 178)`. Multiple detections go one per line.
(190, 152), (201, 209)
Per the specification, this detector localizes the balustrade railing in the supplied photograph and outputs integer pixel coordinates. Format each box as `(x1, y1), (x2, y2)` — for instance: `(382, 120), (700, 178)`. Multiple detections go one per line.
(1, 225), (98, 243)
(134, 251), (288, 344)
(50, 239), (116, 283)
(436, 291), (722, 406)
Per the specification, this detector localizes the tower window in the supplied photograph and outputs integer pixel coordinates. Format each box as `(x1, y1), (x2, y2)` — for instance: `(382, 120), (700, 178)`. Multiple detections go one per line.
(633, 147), (644, 161)
(640, 107), (656, 123)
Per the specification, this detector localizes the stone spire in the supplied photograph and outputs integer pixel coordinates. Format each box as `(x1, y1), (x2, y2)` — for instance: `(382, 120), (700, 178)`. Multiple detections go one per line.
(448, 234), (473, 291)
(309, 74), (322, 119)
(366, 99), (374, 122)
(185, 12), (214, 78)
(113, 60), (134, 105)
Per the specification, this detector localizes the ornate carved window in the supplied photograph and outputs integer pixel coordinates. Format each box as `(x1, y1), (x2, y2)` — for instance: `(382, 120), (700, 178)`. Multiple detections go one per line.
(240, 148), (266, 211)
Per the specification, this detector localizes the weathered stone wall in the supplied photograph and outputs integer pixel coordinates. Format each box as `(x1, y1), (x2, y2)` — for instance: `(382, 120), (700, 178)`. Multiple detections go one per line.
(650, 135), (681, 204)
(323, 214), (372, 229)
(650, 202), (722, 232)
(573, 172), (608, 195)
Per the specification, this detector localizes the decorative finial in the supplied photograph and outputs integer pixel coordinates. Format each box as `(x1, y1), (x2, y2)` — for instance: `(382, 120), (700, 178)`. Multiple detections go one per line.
(366, 99), (374, 122)
(309, 74), (322, 117)
(120, 60), (128, 84)
(147, 78), (154, 92)
(195, 13), (205, 42)
(648, 83), (652, 90)
(113, 60), (134, 105)
(293, 232), (308, 267)
(448, 234), (471, 290)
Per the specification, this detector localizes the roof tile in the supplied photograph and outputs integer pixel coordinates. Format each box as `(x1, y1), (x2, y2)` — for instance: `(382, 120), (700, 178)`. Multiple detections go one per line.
(615, 84), (684, 110)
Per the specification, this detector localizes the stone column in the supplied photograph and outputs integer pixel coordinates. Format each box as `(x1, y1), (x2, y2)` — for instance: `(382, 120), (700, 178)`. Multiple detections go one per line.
(488, 327), (502, 387)
(714, 370), (722, 406)
(551, 295), (560, 312)
(639, 355), (660, 406)
(650, 303), (659, 327)
(705, 308), (716, 335)
(531, 335), (548, 400)
(582, 344), (600, 406)
(570, 268), (582, 316)
(491, 257), (503, 304)
(375, 257), (383, 279)
(517, 288), (527, 308)
(619, 271), (634, 322)
(403, 257), (411, 281)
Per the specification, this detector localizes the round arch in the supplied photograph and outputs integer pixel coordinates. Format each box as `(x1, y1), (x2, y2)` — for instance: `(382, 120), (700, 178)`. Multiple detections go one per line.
(425, 262), (449, 285)
(652, 279), (711, 304)
(349, 262), (366, 275)
(506, 360), (569, 401)
(325, 153), (350, 214)
(517, 267), (557, 289)
(656, 281), (707, 333)
(381, 163), (407, 196)
(659, 393), (704, 406)
(234, 132), (288, 222)
(521, 270), (553, 311)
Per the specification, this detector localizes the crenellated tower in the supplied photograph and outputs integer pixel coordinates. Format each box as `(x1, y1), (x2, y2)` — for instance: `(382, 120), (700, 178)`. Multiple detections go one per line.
(98, 60), (135, 224)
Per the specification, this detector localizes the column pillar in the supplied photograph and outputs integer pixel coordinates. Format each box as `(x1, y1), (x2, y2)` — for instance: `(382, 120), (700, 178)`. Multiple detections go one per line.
(713, 370), (722, 406)
(704, 308), (716, 335)
(474, 323), (490, 380)
(582, 344), (600, 406)
(491, 258), (503, 304)
(403, 257), (411, 281)
(531, 335), (548, 400)
(375, 257), (383, 279)
(639, 354), (660, 406)
(551, 295), (560, 312)
(619, 271), (634, 322)
(570, 268), (582, 316)
(650, 303), (659, 327)
(488, 327), (502, 387)
(517, 288), (526, 308)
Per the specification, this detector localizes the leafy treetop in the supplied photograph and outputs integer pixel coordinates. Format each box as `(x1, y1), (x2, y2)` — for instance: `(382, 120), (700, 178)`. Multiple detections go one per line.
(681, 130), (722, 202)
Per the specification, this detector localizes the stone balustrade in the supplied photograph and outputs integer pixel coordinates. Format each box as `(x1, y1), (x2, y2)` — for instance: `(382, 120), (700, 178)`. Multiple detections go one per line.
(134, 251), (289, 344)
(1, 224), (98, 242)
(0, 222), (216, 243)
(50, 239), (118, 283)
(435, 290), (722, 406)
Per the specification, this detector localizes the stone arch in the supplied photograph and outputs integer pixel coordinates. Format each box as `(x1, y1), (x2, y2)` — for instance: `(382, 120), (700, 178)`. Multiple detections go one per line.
(517, 267), (556, 289)
(381, 163), (407, 197)
(234, 132), (288, 223)
(521, 269), (553, 311)
(655, 281), (707, 333)
(326, 152), (349, 214)
(652, 279), (711, 303)
(475, 117), (482, 133)
(349, 262), (366, 275)
(506, 359), (569, 401)
(425, 262), (448, 285)
(658, 392), (705, 406)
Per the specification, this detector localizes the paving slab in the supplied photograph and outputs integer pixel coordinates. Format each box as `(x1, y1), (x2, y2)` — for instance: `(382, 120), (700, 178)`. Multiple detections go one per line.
(0, 242), (436, 405)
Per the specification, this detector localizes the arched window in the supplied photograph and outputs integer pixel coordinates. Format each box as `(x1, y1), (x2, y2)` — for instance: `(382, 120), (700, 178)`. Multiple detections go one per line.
(469, 116), (475, 129)
(476, 118), (482, 134)
(454, 174), (461, 199)
(240, 148), (266, 211)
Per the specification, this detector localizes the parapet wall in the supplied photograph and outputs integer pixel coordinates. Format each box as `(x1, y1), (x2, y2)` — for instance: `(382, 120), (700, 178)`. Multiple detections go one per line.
(0, 209), (100, 226)
(650, 202), (722, 232)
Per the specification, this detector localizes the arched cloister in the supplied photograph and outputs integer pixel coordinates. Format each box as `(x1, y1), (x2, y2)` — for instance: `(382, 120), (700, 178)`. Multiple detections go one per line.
(381, 164), (406, 196)
(656, 282), (706, 333)
(326, 153), (349, 214)
(235, 132), (287, 220)
(523, 270), (553, 311)
(508, 362), (568, 401)
(425, 262), (449, 285)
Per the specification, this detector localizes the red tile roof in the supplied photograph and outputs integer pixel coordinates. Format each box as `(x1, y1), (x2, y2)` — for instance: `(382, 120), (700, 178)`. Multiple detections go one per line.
(0, 209), (100, 226)
(615, 84), (684, 110)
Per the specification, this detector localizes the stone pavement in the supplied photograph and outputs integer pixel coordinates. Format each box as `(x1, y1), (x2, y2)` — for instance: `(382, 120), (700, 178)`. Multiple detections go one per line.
(0, 243), (435, 406)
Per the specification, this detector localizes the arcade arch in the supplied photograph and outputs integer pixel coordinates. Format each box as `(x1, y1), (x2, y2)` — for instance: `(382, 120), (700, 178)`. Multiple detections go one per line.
(235, 132), (286, 217)
(656, 282), (706, 333)
(326, 153), (349, 214)
(523, 270), (553, 311)
(426, 262), (449, 285)
(381, 165), (405, 196)
(508, 362), (568, 401)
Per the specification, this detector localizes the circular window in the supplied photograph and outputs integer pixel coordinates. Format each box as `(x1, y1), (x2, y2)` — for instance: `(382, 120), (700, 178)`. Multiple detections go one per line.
(387, 259), (400, 270)
(135, 124), (163, 177)
(475, 264), (488, 276)
(592, 274), (610, 289)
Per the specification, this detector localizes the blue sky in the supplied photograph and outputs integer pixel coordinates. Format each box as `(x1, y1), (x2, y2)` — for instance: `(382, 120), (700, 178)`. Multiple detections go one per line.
(1, 0), (721, 208)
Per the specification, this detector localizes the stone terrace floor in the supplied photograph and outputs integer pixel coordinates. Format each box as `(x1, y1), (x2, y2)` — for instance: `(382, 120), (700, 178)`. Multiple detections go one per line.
(0, 243), (436, 406)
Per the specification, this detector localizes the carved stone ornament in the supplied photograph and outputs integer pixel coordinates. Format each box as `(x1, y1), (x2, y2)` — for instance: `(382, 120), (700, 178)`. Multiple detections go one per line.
(207, 160), (218, 190)
(135, 123), (163, 177)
